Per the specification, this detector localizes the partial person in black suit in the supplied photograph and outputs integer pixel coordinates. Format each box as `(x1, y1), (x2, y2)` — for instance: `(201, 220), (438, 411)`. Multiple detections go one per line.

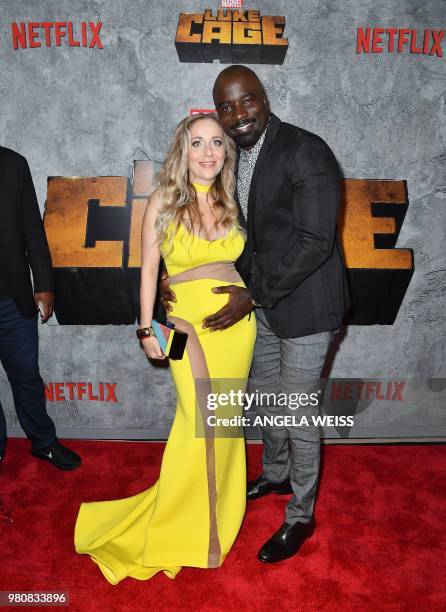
(0, 146), (80, 470)
(162, 66), (350, 563)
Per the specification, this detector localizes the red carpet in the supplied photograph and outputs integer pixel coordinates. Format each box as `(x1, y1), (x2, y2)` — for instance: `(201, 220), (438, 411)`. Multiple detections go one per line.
(1, 439), (445, 611)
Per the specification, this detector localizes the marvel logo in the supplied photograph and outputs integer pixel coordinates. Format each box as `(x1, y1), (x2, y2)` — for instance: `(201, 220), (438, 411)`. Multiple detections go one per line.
(221, 0), (243, 7)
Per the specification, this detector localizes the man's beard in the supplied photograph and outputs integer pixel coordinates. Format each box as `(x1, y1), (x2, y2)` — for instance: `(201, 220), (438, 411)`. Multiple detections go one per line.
(233, 127), (262, 149)
(231, 112), (270, 149)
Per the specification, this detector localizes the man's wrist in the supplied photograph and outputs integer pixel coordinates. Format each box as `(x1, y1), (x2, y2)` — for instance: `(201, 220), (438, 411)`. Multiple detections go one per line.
(247, 288), (262, 308)
(250, 298), (262, 308)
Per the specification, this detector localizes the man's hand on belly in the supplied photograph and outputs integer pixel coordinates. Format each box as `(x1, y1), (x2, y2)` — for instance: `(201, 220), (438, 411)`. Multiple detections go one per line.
(202, 286), (254, 331)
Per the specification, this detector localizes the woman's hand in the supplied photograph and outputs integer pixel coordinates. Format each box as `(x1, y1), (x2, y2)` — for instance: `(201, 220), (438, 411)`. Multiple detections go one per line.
(140, 336), (166, 360)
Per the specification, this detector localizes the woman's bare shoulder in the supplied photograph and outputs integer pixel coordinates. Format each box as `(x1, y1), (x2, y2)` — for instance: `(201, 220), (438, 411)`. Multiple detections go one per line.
(147, 188), (163, 212)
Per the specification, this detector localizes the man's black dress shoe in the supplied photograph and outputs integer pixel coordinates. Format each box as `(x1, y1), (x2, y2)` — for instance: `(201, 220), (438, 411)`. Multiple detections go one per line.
(247, 474), (293, 500)
(257, 520), (315, 563)
(32, 439), (81, 470)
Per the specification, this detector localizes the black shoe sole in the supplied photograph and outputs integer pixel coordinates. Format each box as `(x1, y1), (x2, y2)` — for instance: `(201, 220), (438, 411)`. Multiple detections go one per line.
(258, 551), (298, 563)
(257, 534), (314, 563)
(272, 486), (293, 495)
(257, 526), (315, 562)
(248, 491), (293, 500)
(247, 485), (293, 500)
(31, 450), (81, 471)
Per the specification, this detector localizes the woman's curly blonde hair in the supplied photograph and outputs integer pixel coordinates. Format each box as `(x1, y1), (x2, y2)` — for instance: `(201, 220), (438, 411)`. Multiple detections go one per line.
(153, 113), (241, 254)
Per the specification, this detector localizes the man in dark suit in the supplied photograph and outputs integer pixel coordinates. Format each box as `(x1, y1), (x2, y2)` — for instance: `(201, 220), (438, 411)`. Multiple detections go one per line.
(162, 65), (350, 562)
(0, 146), (81, 470)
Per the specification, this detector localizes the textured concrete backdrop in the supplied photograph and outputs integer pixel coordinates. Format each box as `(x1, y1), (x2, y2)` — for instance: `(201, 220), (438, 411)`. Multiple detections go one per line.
(0, 0), (445, 439)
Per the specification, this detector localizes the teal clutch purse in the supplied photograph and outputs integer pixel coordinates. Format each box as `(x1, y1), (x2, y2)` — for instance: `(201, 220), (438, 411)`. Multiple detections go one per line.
(151, 320), (188, 360)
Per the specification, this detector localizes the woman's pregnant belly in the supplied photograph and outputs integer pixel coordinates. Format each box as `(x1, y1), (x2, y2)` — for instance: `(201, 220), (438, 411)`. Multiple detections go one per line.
(169, 279), (247, 327)
(168, 278), (256, 383)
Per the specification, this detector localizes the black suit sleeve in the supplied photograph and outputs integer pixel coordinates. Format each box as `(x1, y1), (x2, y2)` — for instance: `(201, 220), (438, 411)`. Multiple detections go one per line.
(20, 158), (54, 293)
(250, 138), (340, 309)
(235, 242), (251, 284)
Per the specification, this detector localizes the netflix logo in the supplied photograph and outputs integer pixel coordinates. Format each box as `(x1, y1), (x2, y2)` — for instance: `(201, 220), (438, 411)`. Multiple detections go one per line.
(356, 27), (444, 56)
(330, 381), (405, 401)
(189, 108), (216, 116)
(45, 382), (117, 403)
(11, 21), (103, 49)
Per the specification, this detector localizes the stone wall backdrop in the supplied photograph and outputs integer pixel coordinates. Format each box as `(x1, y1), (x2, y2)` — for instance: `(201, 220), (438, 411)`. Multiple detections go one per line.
(0, 0), (444, 440)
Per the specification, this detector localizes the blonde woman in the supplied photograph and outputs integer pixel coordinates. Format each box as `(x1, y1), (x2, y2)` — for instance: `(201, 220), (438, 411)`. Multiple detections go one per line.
(74, 114), (256, 583)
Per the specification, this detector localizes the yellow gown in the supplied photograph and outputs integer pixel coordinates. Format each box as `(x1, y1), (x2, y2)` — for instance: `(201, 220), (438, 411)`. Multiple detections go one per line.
(74, 223), (256, 584)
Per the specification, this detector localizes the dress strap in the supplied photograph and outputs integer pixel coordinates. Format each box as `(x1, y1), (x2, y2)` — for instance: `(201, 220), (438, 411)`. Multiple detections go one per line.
(170, 261), (242, 285)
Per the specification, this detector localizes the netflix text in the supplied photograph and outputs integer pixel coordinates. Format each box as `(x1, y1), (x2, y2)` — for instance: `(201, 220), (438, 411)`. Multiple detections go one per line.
(11, 21), (103, 49)
(45, 382), (117, 403)
(356, 28), (444, 57)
